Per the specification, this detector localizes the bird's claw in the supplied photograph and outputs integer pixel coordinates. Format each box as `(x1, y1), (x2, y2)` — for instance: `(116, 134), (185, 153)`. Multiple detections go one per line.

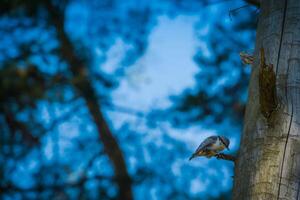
(215, 153), (225, 159)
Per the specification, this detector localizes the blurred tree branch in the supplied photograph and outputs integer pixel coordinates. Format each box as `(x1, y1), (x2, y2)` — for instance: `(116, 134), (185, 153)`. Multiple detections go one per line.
(44, 1), (133, 199)
(3, 109), (39, 145)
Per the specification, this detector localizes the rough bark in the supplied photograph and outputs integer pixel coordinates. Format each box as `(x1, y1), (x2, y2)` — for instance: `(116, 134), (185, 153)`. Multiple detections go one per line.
(45, 2), (133, 200)
(233, 0), (300, 199)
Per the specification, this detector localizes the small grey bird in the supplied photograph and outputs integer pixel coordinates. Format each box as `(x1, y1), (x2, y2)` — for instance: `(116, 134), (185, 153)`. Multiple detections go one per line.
(189, 136), (230, 160)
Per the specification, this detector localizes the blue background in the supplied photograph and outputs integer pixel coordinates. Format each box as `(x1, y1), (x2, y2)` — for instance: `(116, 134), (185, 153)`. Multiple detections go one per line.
(0, 0), (257, 199)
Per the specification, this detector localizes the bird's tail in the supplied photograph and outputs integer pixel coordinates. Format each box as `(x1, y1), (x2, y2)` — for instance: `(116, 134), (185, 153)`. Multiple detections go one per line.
(189, 153), (196, 161)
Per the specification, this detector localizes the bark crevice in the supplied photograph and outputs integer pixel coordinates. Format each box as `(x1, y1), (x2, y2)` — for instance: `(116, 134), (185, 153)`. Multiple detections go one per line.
(277, 40), (294, 200)
(275, 0), (288, 74)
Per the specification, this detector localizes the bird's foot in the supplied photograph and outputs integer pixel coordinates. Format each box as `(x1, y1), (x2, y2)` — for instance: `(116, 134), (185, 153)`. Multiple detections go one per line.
(215, 153), (236, 163)
(215, 153), (223, 159)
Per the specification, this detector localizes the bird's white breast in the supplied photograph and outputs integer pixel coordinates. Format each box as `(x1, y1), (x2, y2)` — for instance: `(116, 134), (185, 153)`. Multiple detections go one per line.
(210, 138), (226, 151)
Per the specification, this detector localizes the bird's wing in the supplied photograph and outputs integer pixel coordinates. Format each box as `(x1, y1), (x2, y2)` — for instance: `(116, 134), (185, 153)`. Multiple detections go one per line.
(195, 136), (217, 152)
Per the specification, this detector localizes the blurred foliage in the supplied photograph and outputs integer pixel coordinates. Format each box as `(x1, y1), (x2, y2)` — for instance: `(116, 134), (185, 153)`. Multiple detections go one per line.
(0, 0), (257, 199)
(166, 7), (257, 128)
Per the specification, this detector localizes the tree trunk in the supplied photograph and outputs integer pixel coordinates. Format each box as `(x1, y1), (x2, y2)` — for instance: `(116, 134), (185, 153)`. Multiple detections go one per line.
(233, 0), (300, 199)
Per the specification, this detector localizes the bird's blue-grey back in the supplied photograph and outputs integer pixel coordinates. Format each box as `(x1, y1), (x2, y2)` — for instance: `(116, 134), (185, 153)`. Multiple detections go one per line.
(195, 136), (218, 152)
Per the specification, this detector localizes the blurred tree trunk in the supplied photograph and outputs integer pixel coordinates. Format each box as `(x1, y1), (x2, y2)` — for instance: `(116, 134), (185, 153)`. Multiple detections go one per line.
(233, 0), (300, 199)
(45, 2), (133, 200)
